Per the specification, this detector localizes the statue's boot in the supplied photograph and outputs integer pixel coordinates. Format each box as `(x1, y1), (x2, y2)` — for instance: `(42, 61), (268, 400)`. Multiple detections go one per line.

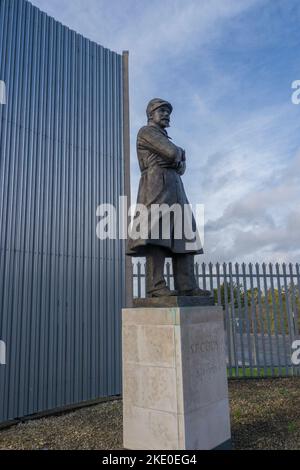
(149, 286), (178, 297)
(179, 287), (212, 297)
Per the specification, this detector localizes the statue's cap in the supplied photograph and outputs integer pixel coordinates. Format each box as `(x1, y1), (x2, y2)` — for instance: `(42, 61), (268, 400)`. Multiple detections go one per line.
(146, 98), (173, 118)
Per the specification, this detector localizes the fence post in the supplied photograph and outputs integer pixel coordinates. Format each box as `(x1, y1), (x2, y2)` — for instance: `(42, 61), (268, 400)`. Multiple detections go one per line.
(275, 263), (289, 376)
(216, 262), (222, 306)
(166, 261), (171, 289)
(195, 262), (200, 289)
(137, 261), (142, 298)
(242, 263), (254, 376)
(262, 262), (275, 376)
(223, 263), (233, 377)
(235, 262), (246, 377)
(202, 263), (206, 290)
(229, 262), (238, 376)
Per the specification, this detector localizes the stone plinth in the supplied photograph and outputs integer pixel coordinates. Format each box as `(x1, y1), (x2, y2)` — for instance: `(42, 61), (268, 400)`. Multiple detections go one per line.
(122, 305), (231, 450)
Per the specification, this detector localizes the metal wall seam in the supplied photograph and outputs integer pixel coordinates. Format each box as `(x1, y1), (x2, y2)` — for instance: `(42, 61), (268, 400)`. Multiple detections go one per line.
(0, 0), (125, 424)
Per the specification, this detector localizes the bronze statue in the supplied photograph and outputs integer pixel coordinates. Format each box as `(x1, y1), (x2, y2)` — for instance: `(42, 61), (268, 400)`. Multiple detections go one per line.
(127, 98), (211, 298)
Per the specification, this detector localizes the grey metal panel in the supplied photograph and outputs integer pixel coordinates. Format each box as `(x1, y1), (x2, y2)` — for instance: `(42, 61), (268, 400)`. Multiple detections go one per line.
(0, 0), (126, 423)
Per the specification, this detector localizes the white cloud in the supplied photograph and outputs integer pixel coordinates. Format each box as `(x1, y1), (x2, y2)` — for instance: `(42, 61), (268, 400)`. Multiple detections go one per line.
(30, 0), (300, 264)
(200, 148), (300, 264)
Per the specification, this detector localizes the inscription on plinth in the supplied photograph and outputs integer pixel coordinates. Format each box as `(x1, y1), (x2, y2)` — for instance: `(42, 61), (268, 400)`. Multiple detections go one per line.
(122, 306), (231, 450)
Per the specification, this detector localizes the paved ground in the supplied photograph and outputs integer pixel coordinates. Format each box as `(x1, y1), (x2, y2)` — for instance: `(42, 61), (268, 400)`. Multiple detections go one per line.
(0, 378), (300, 450)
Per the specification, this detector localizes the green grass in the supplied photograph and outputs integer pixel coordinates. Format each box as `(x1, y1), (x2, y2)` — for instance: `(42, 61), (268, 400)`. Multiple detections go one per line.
(288, 422), (298, 433)
(227, 366), (297, 378)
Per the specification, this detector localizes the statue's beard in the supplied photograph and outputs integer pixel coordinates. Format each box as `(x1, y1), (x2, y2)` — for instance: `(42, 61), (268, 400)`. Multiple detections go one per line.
(148, 118), (170, 128)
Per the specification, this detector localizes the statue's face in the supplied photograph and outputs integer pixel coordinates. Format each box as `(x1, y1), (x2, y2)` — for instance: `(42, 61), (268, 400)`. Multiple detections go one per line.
(151, 106), (171, 128)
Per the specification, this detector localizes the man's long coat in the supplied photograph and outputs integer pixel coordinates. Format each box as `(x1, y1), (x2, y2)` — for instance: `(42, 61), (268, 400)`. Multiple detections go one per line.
(126, 123), (203, 256)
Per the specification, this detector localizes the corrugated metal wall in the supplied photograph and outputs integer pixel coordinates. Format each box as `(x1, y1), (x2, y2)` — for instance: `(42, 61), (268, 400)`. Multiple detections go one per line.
(0, 0), (126, 423)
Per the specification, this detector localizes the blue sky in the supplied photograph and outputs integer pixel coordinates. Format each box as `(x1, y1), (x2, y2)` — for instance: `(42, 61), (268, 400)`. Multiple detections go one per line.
(30, 0), (300, 264)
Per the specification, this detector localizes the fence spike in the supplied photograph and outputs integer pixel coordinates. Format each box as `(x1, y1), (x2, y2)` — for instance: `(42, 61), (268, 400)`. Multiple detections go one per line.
(282, 263), (287, 273)
(269, 263), (273, 273)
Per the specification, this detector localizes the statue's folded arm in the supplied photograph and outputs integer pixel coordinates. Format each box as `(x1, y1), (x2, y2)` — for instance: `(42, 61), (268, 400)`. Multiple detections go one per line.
(138, 127), (182, 164)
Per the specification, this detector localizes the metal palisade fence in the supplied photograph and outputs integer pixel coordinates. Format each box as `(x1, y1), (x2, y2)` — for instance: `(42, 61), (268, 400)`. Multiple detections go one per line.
(133, 261), (300, 378)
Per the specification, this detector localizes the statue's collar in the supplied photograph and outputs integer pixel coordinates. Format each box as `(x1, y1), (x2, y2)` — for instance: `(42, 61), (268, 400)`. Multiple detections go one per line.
(148, 122), (172, 139)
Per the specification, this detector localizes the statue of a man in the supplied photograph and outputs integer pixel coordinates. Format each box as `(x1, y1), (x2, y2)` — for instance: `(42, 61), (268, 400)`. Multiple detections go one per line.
(127, 98), (210, 298)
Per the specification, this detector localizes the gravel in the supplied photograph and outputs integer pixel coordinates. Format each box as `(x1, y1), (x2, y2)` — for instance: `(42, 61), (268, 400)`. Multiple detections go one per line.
(229, 377), (300, 450)
(0, 400), (123, 450)
(0, 378), (299, 450)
